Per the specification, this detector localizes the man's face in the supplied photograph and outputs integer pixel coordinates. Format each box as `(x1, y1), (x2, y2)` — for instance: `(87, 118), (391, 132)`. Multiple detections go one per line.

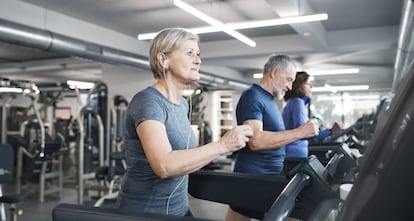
(272, 67), (296, 99)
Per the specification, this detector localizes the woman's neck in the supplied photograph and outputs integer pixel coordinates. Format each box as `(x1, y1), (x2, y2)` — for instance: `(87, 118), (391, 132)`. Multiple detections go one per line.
(153, 79), (185, 104)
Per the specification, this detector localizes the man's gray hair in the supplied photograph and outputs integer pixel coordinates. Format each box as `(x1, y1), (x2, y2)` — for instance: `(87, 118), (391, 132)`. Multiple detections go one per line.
(263, 54), (296, 75)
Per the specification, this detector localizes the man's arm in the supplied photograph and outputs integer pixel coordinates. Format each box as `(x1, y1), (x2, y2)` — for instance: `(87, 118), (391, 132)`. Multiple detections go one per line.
(245, 119), (318, 151)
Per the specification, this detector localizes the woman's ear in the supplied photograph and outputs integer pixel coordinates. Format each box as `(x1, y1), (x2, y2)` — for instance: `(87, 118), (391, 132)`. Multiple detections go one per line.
(157, 53), (166, 68)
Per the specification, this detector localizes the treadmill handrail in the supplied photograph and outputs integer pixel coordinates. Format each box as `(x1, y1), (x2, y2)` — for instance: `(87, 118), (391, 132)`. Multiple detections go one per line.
(263, 173), (311, 221)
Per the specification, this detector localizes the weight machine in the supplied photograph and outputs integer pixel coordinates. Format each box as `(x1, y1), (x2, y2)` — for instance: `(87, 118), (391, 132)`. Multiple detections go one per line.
(10, 80), (63, 203)
(74, 81), (109, 204)
(0, 78), (64, 203)
(94, 95), (128, 207)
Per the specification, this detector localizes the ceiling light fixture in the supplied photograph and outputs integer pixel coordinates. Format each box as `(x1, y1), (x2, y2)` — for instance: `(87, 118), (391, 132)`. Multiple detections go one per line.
(172, 0), (256, 47)
(252, 67), (357, 79)
(67, 80), (95, 90)
(138, 13), (328, 41)
(225, 13), (328, 29)
(308, 68), (360, 76)
(0, 87), (24, 93)
(253, 73), (263, 79)
(315, 94), (380, 101)
(312, 84), (369, 92)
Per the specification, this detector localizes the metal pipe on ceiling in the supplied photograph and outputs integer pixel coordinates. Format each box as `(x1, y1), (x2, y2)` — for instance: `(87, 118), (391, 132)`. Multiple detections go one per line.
(0, 18), (149, 68)
(0, 18), (249, 91)
(392, 0), (414, 94)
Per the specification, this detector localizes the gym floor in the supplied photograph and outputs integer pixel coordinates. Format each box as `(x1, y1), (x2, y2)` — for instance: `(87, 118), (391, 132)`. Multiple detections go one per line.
(2, 184), (230, 221)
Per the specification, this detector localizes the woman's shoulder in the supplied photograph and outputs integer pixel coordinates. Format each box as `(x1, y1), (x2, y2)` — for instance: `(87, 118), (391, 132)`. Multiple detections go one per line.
(287, 97), (303, 105)
(131, 87), (164, 105)
(284, 97), (304, 111)
(134, 87), (160, 99)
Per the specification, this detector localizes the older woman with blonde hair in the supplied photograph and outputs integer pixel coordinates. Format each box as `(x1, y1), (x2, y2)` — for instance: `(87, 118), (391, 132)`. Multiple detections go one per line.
(114, 28), (252, 217)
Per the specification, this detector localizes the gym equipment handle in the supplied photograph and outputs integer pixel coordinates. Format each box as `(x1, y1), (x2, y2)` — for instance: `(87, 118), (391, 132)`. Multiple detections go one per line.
(263, 173), (311, 221)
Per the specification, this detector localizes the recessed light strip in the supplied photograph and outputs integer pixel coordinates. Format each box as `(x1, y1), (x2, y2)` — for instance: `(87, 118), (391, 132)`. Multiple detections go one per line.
(308, 68), (360, 76)
(67, 80), (95, 89)
(173, 0), (256, 47)
(227, 13), (328, 30)
(0, 87), (24, 93)
(253, 73), (263, 79)
(312, 84), (369, 92)
(138, 13), (328, 41)
(253, 68), (359, 79)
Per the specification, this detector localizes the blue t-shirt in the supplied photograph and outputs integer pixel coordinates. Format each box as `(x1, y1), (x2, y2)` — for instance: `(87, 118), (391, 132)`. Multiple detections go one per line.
(282, 97), (309, 158)
(115, 87), (196, 216)
(282, 97), (332, 158)
(234, 84), (286, 175)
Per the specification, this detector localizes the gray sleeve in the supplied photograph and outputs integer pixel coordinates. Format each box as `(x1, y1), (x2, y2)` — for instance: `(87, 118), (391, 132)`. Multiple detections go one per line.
(129, 91), (167, 128)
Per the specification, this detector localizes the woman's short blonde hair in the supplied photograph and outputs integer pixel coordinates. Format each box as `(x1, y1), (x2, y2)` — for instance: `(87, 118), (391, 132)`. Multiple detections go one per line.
(149, 28), (199, 79)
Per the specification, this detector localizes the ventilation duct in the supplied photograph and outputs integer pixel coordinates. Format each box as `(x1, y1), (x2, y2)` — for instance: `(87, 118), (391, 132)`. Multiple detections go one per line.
(0, 18), (149, 68)
(0, 18), (249, 91)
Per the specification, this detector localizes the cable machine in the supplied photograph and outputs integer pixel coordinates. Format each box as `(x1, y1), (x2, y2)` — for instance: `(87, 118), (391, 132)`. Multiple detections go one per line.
(11, 81), (63, 203)
(94, 95), (128, 207)
(75, 81), (109, 204)
(0, 79), (64, 203)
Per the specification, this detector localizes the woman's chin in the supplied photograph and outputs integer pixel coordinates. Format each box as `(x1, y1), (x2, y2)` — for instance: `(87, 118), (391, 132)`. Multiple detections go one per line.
(187, 74), (200, 84)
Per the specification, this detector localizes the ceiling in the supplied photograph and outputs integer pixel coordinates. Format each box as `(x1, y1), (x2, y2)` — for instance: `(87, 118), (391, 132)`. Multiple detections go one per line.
(0, 0), (407, 92)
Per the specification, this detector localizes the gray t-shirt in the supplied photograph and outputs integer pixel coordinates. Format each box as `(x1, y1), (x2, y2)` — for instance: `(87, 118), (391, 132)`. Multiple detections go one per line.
(116, 87), (196, 215)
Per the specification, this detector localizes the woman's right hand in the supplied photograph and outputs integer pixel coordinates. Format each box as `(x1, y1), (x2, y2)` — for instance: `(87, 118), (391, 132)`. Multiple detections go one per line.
(218, 125), (253, 154)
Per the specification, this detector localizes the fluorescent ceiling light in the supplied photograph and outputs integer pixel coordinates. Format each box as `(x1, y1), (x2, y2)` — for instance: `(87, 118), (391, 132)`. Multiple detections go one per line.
(226, 13), (328, 29)
(312, 84), (369, 93)
(308, 68), (360, 76)
(67, 80), (95, 90)
(138, 13), (328, 41)
(347, 95), (380, 100)
(253, 73), (263, 79)
(0, 87), (38, 94)
(173, 0), (255, 47)
(315, 94), (380, 101)
(0, 87), (23, 93)
(253, 67), (356, 79)
(253, 73), (316, 80)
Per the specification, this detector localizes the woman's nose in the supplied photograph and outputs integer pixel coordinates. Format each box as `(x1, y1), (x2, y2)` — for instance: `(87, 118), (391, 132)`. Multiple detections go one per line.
(194, 56), (201, 65)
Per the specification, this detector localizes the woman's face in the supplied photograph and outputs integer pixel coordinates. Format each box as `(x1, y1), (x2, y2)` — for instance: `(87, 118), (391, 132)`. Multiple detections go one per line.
(167, 39), (201, 84)
(303, 78), (313, 98)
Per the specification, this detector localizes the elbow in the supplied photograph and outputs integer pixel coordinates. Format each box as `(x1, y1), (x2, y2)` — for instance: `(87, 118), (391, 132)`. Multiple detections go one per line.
(248, 138), (262, 151)
(153, 164), (172, 179)
(156, 172), (170, 179)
